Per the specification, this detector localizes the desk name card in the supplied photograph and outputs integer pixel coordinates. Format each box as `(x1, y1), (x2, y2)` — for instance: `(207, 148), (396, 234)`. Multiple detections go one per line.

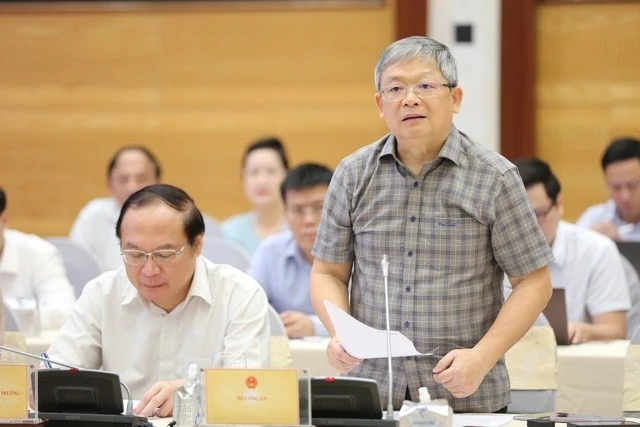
(205, 368), (299, 425)
(0, 364), (28, 419)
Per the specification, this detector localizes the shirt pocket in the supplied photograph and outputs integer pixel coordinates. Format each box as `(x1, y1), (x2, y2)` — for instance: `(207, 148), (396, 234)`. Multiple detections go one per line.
(424, 216), (491, 275)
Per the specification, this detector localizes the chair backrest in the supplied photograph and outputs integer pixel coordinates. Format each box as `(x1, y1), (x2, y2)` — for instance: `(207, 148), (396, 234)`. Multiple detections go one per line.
(202, 214), (223, 238)
(2, 301), (21, 332)
(201, 237), (251, 272)
(268, 304), (287, 336)
(505, 326), (557, 413)
(623, 324), (640, 416)
(46, 237), (103, 298)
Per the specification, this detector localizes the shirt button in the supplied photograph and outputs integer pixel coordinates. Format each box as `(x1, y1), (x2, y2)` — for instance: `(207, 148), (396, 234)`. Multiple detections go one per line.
(410, 216), (416, 222)
(407, 250), (413, 257)
(413, 182), (419, 188)
(405, 286), (411, 293)
(403, 321), (410, 328)
(405, 356), (412, 361)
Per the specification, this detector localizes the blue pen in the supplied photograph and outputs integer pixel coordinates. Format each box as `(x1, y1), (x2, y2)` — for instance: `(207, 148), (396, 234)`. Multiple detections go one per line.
(41, 352), (53, 369)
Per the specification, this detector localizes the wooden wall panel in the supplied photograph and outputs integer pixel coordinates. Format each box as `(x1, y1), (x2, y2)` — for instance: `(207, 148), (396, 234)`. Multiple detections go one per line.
(0, 3), (394, 236)
(536, 2), (640, 222)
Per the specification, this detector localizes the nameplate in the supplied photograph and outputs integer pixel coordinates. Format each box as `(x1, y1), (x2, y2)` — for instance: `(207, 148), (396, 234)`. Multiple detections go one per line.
(205, 369), (299, 425)
(0, 364), (28, 419)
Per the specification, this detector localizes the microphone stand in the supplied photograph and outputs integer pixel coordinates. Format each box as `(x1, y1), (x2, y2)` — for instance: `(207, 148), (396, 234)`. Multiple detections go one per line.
(380, 254), (394, 421)
(0, 345), (134, 416)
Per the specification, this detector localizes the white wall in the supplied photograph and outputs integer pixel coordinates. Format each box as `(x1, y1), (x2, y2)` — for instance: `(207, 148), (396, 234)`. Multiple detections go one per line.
(428, 0), (501, 152)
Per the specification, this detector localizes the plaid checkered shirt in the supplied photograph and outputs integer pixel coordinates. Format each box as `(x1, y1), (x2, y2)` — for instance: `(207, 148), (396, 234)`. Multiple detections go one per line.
(312, 125), (554, 412)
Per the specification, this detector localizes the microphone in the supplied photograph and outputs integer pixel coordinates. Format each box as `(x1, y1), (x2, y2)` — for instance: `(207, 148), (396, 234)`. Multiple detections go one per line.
(380, 254), (394, 421)
(0, 345), (134, 416)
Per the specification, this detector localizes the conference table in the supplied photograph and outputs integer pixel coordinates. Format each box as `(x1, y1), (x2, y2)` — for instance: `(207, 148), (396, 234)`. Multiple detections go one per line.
(150, 416), (639, 427)
(26, 332), (630, 416)
(150, 415), (529, 427)
(288, 338), (630, 416)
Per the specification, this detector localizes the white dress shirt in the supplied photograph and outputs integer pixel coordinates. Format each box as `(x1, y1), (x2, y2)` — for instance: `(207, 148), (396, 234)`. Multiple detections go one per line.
(550, 221), (631, 321)
(577, 199), (640, 241)
(47, 257), (271, 399)
(69, 197), (122, 271)
(0, 229), (76, 329)
(505, 221), (631, 324)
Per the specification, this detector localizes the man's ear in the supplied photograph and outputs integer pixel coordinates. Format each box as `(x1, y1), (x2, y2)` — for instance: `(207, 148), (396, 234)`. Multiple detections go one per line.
(451, 86), (464, 114)
(193, 235), (204, 257)
(374, 92), (385, 119)
(556, 193), (565, 217)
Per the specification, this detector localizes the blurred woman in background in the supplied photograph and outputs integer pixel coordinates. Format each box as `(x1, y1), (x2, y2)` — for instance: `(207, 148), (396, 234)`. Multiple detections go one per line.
(221, 137), (289, 255)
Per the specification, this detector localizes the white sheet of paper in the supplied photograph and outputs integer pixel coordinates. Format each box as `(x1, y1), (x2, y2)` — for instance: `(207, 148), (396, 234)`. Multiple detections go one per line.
(453, 414), (513, 427)
(324, 300), (431, 359)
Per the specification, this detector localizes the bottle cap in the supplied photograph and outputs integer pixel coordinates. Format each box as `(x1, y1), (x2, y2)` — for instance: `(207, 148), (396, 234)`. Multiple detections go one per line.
(418, 386), (431, 403)
(187, 363), (198, 380)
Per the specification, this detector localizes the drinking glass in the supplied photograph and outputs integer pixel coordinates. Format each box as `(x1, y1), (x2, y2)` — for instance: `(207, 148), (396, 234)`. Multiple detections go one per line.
(5, 297), (41, 336)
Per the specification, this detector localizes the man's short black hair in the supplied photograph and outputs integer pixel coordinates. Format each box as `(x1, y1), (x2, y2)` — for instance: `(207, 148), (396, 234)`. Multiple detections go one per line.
(242, 137), (289, 170)
(107, 146), (162, 179)
(116, 184), (205, 246)
(280, 163), (333, 202)
(601, 137), (640, 170)
(513, 158), (561, 203)
(0, 187), (6, 214)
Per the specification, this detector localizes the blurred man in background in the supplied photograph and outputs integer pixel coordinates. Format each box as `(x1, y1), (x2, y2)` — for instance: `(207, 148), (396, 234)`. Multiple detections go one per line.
(249, 163), (333, 338)
(0, 187), (76, 329)
(69, 146), (161, 271)
(578, 137), (640, 241)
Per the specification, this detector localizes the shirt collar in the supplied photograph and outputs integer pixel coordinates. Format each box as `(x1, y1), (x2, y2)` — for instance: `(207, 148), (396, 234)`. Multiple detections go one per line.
(378, 124), (464, 167)
(283, 231), (309, 266)
(0, 230), (19, 276)
(120, 257), (213, 308)
(550, 220), (568, 267)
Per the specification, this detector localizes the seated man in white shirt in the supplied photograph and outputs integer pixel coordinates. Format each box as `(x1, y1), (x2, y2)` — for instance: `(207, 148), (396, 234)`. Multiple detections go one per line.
(249, 163), (333, 338)
(512, 158), (631, 343)
(69, 145), (162, 271)
(0, 188), (76, 329)
(48, 184), (270, 418)
(577, 137), (640, 241)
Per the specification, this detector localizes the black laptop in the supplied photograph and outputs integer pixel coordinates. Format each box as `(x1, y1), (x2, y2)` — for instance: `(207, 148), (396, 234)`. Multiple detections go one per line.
(543, 288), (571, 346)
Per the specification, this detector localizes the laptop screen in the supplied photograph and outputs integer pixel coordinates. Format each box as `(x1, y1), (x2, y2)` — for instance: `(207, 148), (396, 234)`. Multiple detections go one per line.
(542, 288), (570, 346)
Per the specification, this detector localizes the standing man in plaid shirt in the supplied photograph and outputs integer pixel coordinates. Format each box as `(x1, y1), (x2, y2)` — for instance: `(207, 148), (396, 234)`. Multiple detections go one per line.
(310, 36), (554, 413)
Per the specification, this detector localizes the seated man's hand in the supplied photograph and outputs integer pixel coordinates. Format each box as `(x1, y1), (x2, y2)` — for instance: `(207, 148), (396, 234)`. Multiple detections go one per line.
(590, 221), (620, 240)
(326, 336), (362, 374)
(432, 347), (492, 399)
(568, 321), (591, 344)
(134, 379), (184, 418)
(280, 310), (314, 338)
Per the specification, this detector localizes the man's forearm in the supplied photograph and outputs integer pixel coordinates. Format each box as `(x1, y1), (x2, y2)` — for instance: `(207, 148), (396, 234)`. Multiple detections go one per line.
(475, 266), (552, 366)
(571, 311), (627, 341)
(310, 270), (350, 337)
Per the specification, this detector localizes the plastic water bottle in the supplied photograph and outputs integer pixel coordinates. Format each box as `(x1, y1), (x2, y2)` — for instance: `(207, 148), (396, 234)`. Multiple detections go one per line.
(174, 363), (201, 427)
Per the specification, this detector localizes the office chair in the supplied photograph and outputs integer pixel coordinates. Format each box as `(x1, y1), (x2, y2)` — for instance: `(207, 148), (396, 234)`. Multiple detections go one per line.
(46, 237), (102, 298)
(268, 304), (291, 369)
(202, 213), (223, 238)
(2, 300), (21, 332)
(268, 304), (287, 336)
(201, 237), (251, 272)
